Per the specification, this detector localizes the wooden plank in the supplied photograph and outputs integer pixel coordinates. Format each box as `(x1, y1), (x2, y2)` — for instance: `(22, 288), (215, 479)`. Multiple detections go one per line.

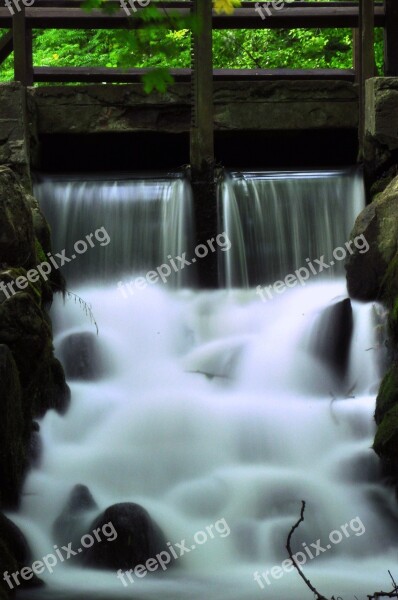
(384, 0), (398, 75)
(13, 5), (33, 85)
(32, 67), (356, 83)
(0, 30), (13, 64)
(0, 5), (386, 30)
(352, 27), (360, 82)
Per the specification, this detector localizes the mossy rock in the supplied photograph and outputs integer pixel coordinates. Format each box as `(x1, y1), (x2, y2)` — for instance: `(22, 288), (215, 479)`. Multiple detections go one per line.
(346, 174), (398, 301)
(375, 365), (398, 425)
(0, 167), (36, 269)
(0, 267), (43, 307)
(374, 404), (398, 466)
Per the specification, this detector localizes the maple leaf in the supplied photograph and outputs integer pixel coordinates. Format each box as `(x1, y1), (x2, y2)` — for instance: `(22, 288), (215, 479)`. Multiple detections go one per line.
(213, 0), (241, 15)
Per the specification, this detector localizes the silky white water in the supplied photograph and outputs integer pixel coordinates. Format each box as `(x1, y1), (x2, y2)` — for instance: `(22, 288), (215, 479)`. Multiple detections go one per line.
(11, 172), (398, 600)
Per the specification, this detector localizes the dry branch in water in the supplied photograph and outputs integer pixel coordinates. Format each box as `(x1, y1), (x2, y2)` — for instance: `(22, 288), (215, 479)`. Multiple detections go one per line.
(286, 502), (398, 600)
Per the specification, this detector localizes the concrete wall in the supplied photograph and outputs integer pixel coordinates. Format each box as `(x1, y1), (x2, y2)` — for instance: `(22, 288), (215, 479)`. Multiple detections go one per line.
(29, 80), (358, 135)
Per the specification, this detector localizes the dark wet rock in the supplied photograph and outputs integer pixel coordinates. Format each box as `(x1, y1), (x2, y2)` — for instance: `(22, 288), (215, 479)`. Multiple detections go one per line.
(309, 298), (353, 380)
(0, 345), (24, 508)
(58, 332), (106, 381)
(0, 513), (44, 594)
(83, 503), (168, 571)
(53, 484), (98, 546)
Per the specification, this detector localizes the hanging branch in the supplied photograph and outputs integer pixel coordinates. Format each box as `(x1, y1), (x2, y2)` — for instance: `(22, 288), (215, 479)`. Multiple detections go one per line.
(65, 291), (99, 336)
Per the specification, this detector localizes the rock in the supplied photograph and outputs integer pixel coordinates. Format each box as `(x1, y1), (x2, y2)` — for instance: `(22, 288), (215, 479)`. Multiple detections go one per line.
(0, 512), (43, 594)
(0, 291), (52, 386)
(53, 484), (98, 546)
(58, 332), (106, 381)
(0, 345), (24, 508)
(27, 422), (42, 469)
(374, 365), (398, 476)
(346, 175), (398, 301)
(309, 298), (353, 381)
(82, 503), (168, 570)
(373, 404), (398, 473)
(0, 166), (35, 269)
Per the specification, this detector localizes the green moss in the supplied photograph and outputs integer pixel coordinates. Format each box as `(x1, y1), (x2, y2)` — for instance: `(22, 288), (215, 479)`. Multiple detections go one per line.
(35, 238), (47, 265)
(374, 404), (398, 460)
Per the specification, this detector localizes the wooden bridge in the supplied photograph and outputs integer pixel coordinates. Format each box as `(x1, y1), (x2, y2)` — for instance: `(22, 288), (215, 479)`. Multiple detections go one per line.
(0, 1), (397, 167)
(0, 1), (397, 85)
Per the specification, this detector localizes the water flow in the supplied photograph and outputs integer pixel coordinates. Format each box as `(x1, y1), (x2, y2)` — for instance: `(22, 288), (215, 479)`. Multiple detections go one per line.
(34, 174), (196, 285)
(219, 169), (365, 287)
(11, 172), (397, 600)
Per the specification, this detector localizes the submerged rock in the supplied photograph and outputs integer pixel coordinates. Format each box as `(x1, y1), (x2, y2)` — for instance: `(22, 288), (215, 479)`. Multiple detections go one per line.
(58, 332), (106, 381)
(82, 502), (168, 570)
(53, 484), (98, 546)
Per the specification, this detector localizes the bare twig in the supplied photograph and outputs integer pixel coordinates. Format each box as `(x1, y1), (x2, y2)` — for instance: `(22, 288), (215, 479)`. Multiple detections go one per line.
(286, 501), (329, 600)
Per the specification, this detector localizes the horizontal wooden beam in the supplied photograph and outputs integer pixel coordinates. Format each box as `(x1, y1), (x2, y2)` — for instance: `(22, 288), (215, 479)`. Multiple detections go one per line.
(0, 30), (12, 64)
(33, 66), (356, 83)
(0, 5), (385, 30)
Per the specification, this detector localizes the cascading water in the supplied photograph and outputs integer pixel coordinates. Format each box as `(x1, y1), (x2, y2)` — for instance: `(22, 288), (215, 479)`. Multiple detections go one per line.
(10, 170), (398, 600)
(219, 169), (365, 287)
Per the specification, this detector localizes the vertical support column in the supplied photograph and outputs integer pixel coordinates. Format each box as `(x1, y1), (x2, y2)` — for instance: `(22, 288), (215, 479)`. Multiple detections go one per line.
(190, 0), (214, 176)
(358, 0), (375, 158)
(13, 4), (33, 86)
(384, 0), (398, 76)
(190, 0), (217, 288)
(353, 28), (360, 82)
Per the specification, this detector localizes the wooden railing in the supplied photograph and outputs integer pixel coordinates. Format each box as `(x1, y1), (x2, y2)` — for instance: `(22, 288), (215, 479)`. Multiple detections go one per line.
(0, 1), (396, 86)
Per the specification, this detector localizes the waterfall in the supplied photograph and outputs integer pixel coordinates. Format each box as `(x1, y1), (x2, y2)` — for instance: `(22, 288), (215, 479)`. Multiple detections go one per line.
(8, 170), (397, 600)
(33, 174), (196, 286)
(219, 169), (365, 288)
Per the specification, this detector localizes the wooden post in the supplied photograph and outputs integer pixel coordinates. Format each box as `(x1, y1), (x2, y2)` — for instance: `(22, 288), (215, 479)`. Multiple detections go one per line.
(190, 0), (217, 288)
(384, 0), (398, 76)
(0, 31), (13, 65)
(358, 0), (374, 158)
(190, 0), (214, 177)
(13, 4), (33, 86)
(353, 28), (360, 83)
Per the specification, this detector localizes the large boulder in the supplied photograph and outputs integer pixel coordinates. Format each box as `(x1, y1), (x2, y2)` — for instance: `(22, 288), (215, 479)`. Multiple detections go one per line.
(346, 175), (398, 301)
(82, 503), (168, 571)
(0, 169), (70, 509)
